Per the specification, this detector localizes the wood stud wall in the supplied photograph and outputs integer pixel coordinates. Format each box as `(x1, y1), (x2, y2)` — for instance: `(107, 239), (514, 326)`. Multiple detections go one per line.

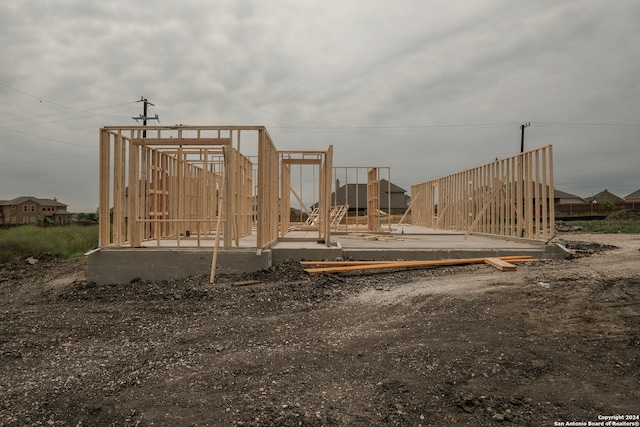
(278, 149), (333, 241)
(100, 126), (262, 248)
(100, 126), (551, 250)
(256, 128), (280, 248)
(100, 126), (334, 250)
(410, 145), (555, 241)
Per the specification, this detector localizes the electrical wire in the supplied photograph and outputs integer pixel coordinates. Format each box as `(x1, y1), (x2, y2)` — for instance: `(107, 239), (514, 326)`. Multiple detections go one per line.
(0, 105), (138, 129)
(272, 121), (640, 131)
(535, 122), (640, 129)
(0, 82), (138, 119)
(0, 126), (96, 148)
(0, 153), (96, 166)
(271, 122), (518, 131)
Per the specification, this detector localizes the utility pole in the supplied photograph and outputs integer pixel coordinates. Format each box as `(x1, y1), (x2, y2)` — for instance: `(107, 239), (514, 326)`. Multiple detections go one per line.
(132, 97), (159, 137)
(520, 122), (530, 153)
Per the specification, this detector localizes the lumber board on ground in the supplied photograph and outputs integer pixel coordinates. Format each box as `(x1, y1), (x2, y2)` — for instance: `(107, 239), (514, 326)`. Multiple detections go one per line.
(484, 257), (517, 271)
(302, 256), (536, 274)
(300, 256), (535, 268)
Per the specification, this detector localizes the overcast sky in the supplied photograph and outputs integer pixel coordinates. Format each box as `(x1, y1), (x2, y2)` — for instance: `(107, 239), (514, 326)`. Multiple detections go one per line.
(1, 0), (639, 212)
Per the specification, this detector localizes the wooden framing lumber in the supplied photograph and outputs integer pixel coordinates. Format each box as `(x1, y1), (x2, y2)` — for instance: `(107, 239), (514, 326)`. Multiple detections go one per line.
(367, 168), (380, 231)
(282, 158), (322, 165)
(278, 149), (333, 241)
(484, 257), (517, 271)
(464, 175), (509, 239)
(132, 138), (231, 146)
(302, 256), (536, 274)
(398, 191), (419, 225)
(290, 184), (311, 216)
(210, 163), (226, 284)
(410, 146), (554, 242)
(300, 256), (535, 267)
(99, 126), (263, 249)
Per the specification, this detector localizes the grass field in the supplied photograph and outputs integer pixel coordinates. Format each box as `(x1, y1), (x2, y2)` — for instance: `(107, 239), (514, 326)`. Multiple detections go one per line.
(0, 225), (98, 263)
(0, 220), (637, 264)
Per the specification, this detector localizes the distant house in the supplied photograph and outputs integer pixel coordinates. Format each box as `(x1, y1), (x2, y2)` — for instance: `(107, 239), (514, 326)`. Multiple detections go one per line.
(585, 189), (624, 204)
(624, 189), (640, 203)
(328, 179), (408, 213)
(554, 189), (587, 204)
(0, 196), (72, 226)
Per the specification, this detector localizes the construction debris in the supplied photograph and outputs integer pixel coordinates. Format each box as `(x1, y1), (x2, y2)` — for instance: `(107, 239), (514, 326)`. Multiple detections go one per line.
(355, 233), (405, 242)
(483, 257), (517, 271)
(232, 280), (263, 287)
(301, 256), (536, 274)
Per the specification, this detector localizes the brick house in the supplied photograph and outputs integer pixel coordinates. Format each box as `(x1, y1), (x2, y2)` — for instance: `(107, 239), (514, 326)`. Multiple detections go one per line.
(0, 196), (73, 226)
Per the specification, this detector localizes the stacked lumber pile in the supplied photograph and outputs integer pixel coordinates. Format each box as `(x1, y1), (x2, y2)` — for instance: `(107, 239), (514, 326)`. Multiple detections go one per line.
(301, 256), (536, 274)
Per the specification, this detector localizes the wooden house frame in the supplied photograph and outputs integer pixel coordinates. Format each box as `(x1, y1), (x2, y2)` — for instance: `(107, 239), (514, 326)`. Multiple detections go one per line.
(410, 146), (555, 241)
(99, 125), (334, 249)
(279, 148), (334, 242)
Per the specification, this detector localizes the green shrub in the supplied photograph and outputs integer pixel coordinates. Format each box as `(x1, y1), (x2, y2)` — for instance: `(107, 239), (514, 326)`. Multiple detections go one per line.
(0, 225), (98, 263)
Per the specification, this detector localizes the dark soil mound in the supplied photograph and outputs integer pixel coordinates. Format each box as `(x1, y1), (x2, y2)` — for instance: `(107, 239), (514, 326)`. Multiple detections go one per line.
(606, 209), (640, 221)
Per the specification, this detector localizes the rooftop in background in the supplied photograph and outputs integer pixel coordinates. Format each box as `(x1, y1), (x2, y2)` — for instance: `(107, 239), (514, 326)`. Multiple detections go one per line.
(585, 189), (625, 204)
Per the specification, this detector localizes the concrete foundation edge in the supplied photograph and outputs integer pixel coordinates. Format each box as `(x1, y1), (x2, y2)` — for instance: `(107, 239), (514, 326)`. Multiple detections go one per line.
(88, 248), (272, 285)
(88, 243), (565, 285)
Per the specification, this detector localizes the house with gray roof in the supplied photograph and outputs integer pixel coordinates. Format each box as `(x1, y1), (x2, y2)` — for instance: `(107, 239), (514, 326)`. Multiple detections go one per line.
(327, 179), (409, 213)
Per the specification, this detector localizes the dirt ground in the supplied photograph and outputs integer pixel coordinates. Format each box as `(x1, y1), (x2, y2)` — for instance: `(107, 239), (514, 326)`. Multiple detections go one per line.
(1, 233), (639, 426)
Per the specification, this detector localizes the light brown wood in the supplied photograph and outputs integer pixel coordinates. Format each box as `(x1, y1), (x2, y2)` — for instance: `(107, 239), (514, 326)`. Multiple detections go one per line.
(113, 131), (124, 246)
(464, 175), (509, 239)
(300, 255), (535, 267)
(101, 126), (259, 249)
(411, 146), (554, 242)
(282, 158), (322, 165)
(302, 256), (536, 274)
(367, 168), (379, 231)
(210, 164), (226, 284)
(541, 146), (549, 240)
(547, 146), (555, 240)
(132, 138), (231, 146)
(484, 257), (517, 271)
(407, 186), (420, 226)
(322, 145), (334, 242)
(99, 129), (110, 246)
(289, 184), (311, 216)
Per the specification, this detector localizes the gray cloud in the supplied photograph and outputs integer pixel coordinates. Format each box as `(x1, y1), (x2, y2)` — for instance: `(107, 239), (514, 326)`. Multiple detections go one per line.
(1, 0), (639, 212)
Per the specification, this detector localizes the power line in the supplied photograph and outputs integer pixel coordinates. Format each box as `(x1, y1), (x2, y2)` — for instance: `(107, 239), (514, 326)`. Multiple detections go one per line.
(535, 122), (640, 129)
(0, 105), (138, 129)
(272, 122), (517, 130)
(0, 82), (137, 119)
(0, 153), (96, 166)
(0, 125), (96, 148)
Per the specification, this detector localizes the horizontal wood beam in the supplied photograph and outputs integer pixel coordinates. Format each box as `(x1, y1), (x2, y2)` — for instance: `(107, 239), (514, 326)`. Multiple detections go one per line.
(132, 138), (231, 146)
(279, 150), (327, 155)
(282, 158), (322, 165)
(103, 125), (265, 131)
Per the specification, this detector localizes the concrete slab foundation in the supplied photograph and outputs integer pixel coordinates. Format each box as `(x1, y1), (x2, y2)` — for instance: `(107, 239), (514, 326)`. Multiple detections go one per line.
(88, 248), (271, 285)
(87, 227), (567, 285)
